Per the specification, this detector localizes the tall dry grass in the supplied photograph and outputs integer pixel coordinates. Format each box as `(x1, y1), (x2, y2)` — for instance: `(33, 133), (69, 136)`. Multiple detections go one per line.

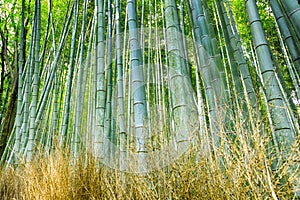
(0, 121), (299, 199)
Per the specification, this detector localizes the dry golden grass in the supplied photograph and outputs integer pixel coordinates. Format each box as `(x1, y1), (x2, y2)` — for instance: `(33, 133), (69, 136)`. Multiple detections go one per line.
(0, 124), (299, 199)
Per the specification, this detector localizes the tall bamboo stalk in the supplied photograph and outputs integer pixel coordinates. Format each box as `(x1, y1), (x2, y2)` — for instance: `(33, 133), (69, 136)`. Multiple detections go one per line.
(245, 0), (296, 163)
(14, 0), (26, 161)
(278, 0), (300, 41)
(127, 0), (147, 172)
(26, 0), (41, 161)
(115, 0), (127, 171)
(104, 0), (113, 163)
(95, 0), (106, 160)
(60, 0), (78, 148)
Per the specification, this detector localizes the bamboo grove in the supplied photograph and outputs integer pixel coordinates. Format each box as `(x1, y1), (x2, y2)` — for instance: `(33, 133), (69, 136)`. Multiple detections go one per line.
(0, 0), (299, 195)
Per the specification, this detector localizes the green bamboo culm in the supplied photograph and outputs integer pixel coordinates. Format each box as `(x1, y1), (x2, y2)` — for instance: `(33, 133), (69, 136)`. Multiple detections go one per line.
(127, 0), (148, 172)
(244, 0), (299, 196)
(188, 0), (227, 151)
(115, 0), (127, 172)
(0, 1), (299, 198)
(94, 0), (106, 161)
(164, 0), (197, 160)
(60, 0), (78, 148)
(14, 0), (26, 162)
(278, 0), (300, 42)
(26, 0), (41, 162)
(73, 0), (88, 160)
(104, 0), (113, 163)
(270, 0), (300, 77)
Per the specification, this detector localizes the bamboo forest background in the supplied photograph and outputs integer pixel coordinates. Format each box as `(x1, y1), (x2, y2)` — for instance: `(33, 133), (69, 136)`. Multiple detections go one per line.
(0, 0), (299, 197)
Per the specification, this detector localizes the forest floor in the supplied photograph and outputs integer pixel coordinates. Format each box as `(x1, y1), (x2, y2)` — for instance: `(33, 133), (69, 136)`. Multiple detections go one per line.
(0, 134), (299, 200)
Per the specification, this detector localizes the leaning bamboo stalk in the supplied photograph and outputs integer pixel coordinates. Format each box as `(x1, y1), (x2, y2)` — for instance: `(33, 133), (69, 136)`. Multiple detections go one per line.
(179, 0), (191, 78)
(20, 48), (33, 156)
(38, 0), (51, 74)
(275, 20), (300, 100)
(188, 0), (224, 150)
(225, 0), (258, 110)
(14, 0), (26, 160)
(35, 3), (74, 127)
(164, 0), (198, 161)
(73, 0), (88, 159)
(246, 0), (296, 139)
(269, 0), (300, 80)
(214, 2), (238, 117)
(278, 0), (300, 42)
(82, 15), (96, 153)
(60, 0), (78, 147)
(244, 5), (298, 195)
(26, 0), (41, 162)
(43, 82), (55, 154)
(218, 0), (258, 117)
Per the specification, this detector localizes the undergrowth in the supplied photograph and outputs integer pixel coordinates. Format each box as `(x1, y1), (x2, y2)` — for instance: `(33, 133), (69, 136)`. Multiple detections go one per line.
(0, 124), (299, 199)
